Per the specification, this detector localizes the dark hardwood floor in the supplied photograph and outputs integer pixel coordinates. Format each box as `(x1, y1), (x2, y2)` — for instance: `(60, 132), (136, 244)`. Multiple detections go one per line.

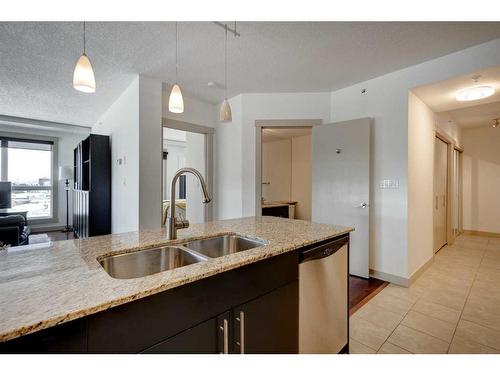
(349, 276), (388, 315)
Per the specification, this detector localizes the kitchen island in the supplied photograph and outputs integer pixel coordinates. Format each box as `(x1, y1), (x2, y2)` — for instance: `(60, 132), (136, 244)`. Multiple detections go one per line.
(0, 216), (352, 353)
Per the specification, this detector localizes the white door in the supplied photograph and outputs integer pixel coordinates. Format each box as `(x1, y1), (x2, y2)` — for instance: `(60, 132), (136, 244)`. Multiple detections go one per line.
(312, 118), (371, 278)
(434, 137), (448, 252)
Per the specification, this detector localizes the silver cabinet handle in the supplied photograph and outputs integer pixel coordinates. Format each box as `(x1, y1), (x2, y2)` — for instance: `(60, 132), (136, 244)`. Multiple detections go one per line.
(236, 311), (245, 354)
(435, 196), (438, 209)
(219, 318), (229, 354)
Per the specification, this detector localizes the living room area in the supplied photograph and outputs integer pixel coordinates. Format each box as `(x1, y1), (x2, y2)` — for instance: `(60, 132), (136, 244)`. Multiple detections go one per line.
(0, 117), (92, 249)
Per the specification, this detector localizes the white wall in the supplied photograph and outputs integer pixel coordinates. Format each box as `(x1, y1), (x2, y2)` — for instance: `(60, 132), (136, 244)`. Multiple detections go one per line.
(462, 126), (500, 234)
(0, 124), (89, 231)
(407, 92), (436, 277)
(185, 131), (206, 223)
(93, 77), (140, 234)
(162, 87), (217, 127)
(330, 38), (500, 281)
(435, 112), (462, 146)
(240, 93), (331, 217)
(262, 139), (292, 202)
(138, 77), (163, 230)
(214, 95), (243, 219)
(291, 134), (312, 221)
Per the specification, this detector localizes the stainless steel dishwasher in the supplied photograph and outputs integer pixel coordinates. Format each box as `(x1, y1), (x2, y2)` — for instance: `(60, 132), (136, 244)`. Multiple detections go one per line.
(299, 235), (349, 354)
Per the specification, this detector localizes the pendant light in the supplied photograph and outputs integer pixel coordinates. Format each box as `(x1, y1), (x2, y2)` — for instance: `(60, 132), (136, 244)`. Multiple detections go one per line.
(73, 22), (96, 93)
(219, 24), (232, 122)
(169, 22), (184, 113)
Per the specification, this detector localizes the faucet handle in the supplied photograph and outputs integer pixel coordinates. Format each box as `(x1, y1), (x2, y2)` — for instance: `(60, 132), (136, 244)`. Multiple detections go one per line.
(175, 219), (190, 230)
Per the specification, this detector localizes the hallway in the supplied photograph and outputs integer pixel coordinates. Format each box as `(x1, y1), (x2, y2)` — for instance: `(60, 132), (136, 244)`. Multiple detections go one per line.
(350, 234), (500, 354)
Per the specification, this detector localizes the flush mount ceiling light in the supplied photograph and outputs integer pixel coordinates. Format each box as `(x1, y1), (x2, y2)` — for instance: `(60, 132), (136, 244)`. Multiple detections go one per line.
(168, 22), (184, 114)
(456, 75), (495, 102)
(456, 86), (495, 101)
(73, 22), (96, 93)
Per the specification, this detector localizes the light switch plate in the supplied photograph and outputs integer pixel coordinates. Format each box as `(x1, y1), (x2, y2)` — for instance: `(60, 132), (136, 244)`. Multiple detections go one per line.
(380, 179), (399, 189)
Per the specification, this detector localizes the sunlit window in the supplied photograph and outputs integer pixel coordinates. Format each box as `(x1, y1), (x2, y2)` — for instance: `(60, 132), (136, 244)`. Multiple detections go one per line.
(0, 137), (54, 219)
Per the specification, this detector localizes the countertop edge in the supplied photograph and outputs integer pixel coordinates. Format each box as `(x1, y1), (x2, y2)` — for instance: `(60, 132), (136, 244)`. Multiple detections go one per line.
(0, 227), (352, 343)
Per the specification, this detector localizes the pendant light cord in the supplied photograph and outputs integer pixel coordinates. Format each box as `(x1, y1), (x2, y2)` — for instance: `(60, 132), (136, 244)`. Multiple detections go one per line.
(83, 21), (86, 55)
(175, 22), (178, 83)
(224, 24), (228, 100)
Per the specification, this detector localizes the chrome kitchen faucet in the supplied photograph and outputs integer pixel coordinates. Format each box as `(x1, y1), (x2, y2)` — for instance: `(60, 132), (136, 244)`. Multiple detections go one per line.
(167, 168), (211, 240)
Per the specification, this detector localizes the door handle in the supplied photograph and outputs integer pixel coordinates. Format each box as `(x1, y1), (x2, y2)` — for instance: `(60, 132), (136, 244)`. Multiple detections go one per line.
(442, 195), (446, 207)
(359, 202), (368, 209)
(235, 311), (245, 354)
(219, 318), (229, 354)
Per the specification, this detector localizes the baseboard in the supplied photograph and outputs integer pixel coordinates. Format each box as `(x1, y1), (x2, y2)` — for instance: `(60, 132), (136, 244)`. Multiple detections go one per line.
(408, 256), (434, 286)
(369, 269), (409, 287)
(462, 229), (500, 238)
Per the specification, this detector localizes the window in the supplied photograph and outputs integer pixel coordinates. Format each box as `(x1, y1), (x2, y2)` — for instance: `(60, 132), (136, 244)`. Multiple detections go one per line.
(0, 136), (55, 220)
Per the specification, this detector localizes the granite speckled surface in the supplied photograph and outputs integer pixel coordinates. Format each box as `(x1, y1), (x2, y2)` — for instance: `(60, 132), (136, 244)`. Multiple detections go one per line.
(0, 216), (352, 343)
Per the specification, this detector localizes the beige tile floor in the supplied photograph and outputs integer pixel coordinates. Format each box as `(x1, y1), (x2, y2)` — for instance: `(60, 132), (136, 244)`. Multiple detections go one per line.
(350, 234), (500, 354)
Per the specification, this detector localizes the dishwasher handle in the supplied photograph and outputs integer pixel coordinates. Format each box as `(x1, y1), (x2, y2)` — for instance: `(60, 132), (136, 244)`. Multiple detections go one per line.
(299, 235), (349, 264)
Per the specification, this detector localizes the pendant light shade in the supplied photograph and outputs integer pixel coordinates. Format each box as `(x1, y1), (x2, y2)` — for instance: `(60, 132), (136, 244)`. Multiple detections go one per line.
(219, 98), (232, 122)
(169, 22), (184, 113)
(219, 23), (232, 123)
(169, 84), (184, 113)
(73, 54), (96, 93)
(73, 22), (96, 93)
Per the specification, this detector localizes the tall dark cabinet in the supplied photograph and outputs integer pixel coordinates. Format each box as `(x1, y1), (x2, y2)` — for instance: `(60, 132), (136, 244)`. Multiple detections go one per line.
(73, 134), (111, 238)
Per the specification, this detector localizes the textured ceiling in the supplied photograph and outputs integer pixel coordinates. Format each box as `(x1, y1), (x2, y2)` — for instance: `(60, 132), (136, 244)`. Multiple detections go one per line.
(2, 22), (500, 127)
(447, 101), (500, 128)
(412, 65), (500, 113)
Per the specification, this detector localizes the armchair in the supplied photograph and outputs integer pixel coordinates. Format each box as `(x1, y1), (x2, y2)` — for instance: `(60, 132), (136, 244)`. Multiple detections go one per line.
(0, 215), (30, 247)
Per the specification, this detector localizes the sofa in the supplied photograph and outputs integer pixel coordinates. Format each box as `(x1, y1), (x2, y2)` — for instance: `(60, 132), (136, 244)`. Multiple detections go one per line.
(0, 215), (31, 247)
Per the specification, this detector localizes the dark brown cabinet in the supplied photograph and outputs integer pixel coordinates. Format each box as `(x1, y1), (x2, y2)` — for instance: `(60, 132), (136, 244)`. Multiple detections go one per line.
(73, 134), (111, 238)
(141, 282), (298, 355)
(141, 317), (220, 354)
(0, 250), (301, 354)
(232, 281), (298, 354)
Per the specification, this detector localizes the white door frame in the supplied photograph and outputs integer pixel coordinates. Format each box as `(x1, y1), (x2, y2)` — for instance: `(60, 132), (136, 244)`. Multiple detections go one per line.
(434, 130), (462, 247)
(255, 119), (323, 217)
(453, 145), (464, 239)
(162, 118), (215, 222)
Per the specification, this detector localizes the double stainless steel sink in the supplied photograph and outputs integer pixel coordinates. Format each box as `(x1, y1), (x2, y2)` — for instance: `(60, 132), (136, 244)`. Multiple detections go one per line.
(99, 234), (268, 279)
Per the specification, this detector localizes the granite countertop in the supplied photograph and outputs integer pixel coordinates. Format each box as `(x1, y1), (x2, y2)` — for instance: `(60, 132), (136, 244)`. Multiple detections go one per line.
(0, 216), (352, 343)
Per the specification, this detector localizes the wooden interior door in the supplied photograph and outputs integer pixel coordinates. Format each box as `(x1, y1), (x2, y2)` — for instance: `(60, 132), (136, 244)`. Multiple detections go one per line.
(434, 137), (448, 252)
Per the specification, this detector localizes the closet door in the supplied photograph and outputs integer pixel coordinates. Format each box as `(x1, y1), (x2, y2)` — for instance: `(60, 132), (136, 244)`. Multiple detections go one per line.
(434, 137), (448, 252)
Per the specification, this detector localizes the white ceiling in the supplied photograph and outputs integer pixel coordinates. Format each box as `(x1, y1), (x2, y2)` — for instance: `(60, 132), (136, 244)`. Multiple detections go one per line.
(447, 101), (500, 128)
(2, 22), (500, 127)
(412, 65), (500, 113)
(262, 127), (311, 142)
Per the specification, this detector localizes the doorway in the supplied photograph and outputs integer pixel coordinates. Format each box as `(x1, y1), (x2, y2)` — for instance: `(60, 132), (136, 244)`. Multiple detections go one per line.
(260, 127), (312, 220)
(161, 119), (214, 227)
(255, 118), (372, 278)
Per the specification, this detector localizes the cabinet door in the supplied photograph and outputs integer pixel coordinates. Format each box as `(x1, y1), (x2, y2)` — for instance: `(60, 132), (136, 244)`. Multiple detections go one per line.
(141, 317), (220, 354)
(232, 281), (298, 354)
